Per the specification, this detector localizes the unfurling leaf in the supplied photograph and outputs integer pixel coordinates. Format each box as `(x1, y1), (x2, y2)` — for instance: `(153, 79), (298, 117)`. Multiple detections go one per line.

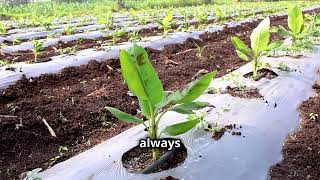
(288, 4), (304, 37)
(250, 17), (270, 56)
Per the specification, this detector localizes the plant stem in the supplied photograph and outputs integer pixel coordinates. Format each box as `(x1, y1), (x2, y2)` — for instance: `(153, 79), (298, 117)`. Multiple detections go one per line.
(150, 114), (159, 161)
(253, 57), (258, 80)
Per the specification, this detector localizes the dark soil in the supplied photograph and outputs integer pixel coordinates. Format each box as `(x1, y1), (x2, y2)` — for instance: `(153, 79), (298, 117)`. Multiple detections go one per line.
(269, 80), (320, 180)
(212, 128), (226, 140)
(0, 9), (319, 180)
(222, 86), (264, 99)
(160, 176), (180, 180)
(243, 68), (278, 81)
(121, 141), (187, 174)
(0, 29), (158, 63)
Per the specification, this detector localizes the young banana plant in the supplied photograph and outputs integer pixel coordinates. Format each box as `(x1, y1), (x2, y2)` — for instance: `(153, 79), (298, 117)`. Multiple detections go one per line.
(106, 44), (216, 161)
(156, 9), (174, 36)
(231, 17), (282, 80)
(271, 5), (304, 43)
(0, 22), (7, 35)
(213, 5), (223, 21)
(31, 40), (44, 62)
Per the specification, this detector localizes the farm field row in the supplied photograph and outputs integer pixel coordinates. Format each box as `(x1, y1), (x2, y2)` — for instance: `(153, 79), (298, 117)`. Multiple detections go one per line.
(0, 1), (320, 180)
(0, 2), (319, 179)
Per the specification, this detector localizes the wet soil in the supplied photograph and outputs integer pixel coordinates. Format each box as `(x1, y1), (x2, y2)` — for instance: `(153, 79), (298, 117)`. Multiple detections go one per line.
(243, 68), (278, 81)
(222, 86), (264, 99)
(122, 141), (187, 174)
(269, 80), (320, 180)
(0, 10), (319, 180)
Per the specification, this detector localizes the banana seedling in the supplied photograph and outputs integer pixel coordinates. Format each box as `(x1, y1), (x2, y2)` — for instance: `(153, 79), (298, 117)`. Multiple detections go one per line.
(38, 16), (54, 31)
(31, 40), (44, 62)
(128, 30), (141, 42)
(178, 9), (191, 31)
(231, 17), (282, 80)
(195, 11), (208, 28)
(156, 9), (175, 36)
(97, 14), (113, 30)
(0, 22), (7, 35)
(64, 25), (76, 35)
(271, 5), (304, 43)
(195, 42), (208, 58)
(112, 27), (125, 45)
(106, 44), (216, 161)
(213, 5), (223, 21)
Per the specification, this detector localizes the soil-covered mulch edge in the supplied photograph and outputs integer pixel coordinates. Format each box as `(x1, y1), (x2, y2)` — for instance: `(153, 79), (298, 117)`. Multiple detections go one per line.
(1, 8), (320, 180)
(269, 80), (320, 180)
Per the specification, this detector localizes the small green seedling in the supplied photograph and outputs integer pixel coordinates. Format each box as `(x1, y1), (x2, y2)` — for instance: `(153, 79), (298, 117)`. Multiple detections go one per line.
(0, 60), (8, 67)
(213, 5), (223, 21)
(194, 42), (208, 58)
(106, 44), (216, 161)
(195, 11), (208, 28)
(309, 113), (319, 122)
(38, 16), (54, 31)
(277, 61), (291, 72)
(231, 17), (282, 80)
(0, 22), (7, 35)
(156, 9), (174, 36)
(31, 40), (44, 62)
(64, 25), (76, 36)
(271, 5), (304, 43)
(110, 27), (125, 45)
(12, 38), (21, 46)
(220, 72), (246, 91)
(97, 14), (113, 30)
(178, 9), (190, 31)
(128, 30), (141, 42)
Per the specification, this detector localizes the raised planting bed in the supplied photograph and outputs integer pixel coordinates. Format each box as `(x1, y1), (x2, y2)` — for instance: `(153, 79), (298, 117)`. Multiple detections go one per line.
(269, 80), (320, 180)
(37, 47), (320, 180)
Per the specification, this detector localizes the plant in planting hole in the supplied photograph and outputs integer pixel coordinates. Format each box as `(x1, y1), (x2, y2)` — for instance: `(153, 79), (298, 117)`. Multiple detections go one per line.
(195, 11), (208, 28)
(0, 21), (7, 35)
(31, 40), (44, 62)
(156, 9), (174, 36)
(178, 9), (191, 31)
(194, 42), (208, 58)
(64, 25), (76, 36)
(213, 5), (223, 21)
(106, 44), (216, 160)
(231, 17), (282, 80)
(12, 38), (21, 46)
(271, 5), (304, 44)
(38, 16), (54, 31)
(304, 13), (320, 37)
(97, 14), (113, 30)
(128, 30), (141, 42)
(111, 27), (125, 45)
(138, 16), (149, 25)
